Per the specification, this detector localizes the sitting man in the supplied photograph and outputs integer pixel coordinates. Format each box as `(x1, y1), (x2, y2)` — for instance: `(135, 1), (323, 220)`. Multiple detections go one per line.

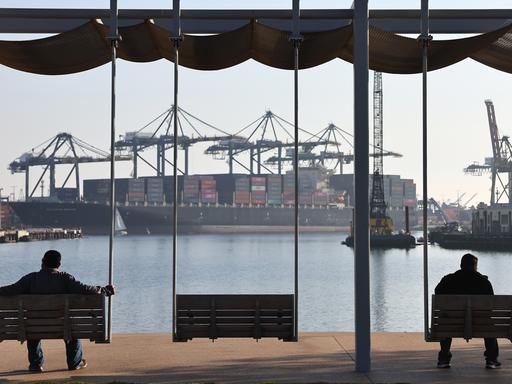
(435, 253), (499, 369)
(0, 249), (115, 373)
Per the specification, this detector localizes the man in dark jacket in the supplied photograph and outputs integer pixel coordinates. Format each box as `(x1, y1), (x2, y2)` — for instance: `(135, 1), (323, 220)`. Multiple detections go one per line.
(0, 250), (115, 373)
(434, 253), (499, 369)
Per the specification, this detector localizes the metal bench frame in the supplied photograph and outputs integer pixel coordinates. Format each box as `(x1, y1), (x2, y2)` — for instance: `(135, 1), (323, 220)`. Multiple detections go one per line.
(175, 294), (295, 342)
(429, 295), (512, 342)
(0, 294), (107, 343)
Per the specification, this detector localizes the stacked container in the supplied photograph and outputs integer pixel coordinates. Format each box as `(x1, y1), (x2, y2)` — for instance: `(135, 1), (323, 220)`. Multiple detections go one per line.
(183, 176), (200, 204)
(313, 191), (329, 206)
(403, 179), (417, 207)
(146, 177), (164, 203)
(128, 179), (145, 203)
(266, 175), (282, 205)
(234, 176), (250, 204)
(283, 174), (295, 205)
(299, 173), (315, 205)
(200, 178), (217, 204)
(83, 179), (111, 203)
(389, 177), (404, 207)
(250, 176), (266, 205)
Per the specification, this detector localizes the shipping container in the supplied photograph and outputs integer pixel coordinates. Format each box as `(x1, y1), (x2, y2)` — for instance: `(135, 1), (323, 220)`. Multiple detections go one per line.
(313, 191), (328, 206)
(299, 194), (312, 205)
(251, 190), (266, 205)
(201, 191), (217, 204)
(235, 191), (250, 205)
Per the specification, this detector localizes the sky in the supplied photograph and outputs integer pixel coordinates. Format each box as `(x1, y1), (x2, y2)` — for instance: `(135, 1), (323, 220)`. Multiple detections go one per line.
(1, 1), (512, 206)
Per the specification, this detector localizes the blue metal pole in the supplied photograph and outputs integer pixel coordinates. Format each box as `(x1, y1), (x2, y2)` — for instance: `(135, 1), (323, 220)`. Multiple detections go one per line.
(353, 0), (371, 373)
(107, 0), (119, 344)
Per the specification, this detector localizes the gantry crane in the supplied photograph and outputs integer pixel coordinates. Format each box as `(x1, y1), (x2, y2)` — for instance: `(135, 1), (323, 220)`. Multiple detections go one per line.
(266, 122), (402, 174)
(114, 106), (243, 177)
(369, 72), (393, 234)
(464, 100), (512, 204)
(8, 133), (132, 200)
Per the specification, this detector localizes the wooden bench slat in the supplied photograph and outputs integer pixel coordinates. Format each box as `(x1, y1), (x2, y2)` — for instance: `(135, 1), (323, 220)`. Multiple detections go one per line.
(177, 309), (293, 317)
(175, 294), (294, 341)
(0, 295), (106, 343)
(177, 316), (293, 325)
(430, 295), (512, 341)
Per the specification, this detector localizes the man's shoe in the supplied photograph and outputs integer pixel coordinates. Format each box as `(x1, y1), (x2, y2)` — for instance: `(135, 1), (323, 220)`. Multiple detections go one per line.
(437, 361), (451, 369)
(28, 365), (43, 373)
(486, 360), (502, 369)
(69, 359), (87, 371)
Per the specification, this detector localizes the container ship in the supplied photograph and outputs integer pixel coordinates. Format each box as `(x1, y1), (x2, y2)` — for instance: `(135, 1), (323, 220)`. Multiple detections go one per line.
(9, 172), (417, 235)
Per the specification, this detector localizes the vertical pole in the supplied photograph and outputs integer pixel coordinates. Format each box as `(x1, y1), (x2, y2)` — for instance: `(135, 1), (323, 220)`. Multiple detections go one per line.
(184, 146), (189, 175)
(353, 0), (370, 373)
(250, 148), (254, 174)
(133, 143), (138, 178)
(420, 0), (431, 341)
(49, 161), (55, 197)
(278, 146), (282, 175)
(291, 0), (302, 342)
(25, 167), (29, 201)
(107, 0), (119, 344)
(157, 142), (162, 176)
(171, 0), (182, 342)
(75, 163), (80, 200)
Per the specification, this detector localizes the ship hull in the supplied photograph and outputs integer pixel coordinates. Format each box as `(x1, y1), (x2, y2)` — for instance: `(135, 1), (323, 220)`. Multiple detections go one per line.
(10, 202), (352, 235)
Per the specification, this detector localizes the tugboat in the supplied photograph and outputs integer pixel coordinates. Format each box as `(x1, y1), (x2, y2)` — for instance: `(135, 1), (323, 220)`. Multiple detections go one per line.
(343, 72), (415, 249)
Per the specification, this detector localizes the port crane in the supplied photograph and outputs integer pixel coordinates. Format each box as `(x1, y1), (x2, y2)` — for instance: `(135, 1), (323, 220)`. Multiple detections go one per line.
(369, 72), (393, 234)
(205, 110), (339, 175)
(8, 133), (132, 200)
(464, 100), (512, 204)
(266, 123), (402, 174)
(114, 106), (244, 177)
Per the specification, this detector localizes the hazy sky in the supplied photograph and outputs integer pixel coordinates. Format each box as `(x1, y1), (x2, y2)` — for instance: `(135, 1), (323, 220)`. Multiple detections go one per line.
(1, 1), (512, 206)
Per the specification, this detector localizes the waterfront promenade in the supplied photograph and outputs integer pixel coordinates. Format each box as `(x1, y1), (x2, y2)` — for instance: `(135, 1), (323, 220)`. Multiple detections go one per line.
(1, 332), (511, 383)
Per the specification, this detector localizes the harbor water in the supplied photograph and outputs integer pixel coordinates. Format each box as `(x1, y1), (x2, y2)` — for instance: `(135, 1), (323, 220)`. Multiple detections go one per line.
(1, 232), (511, 333)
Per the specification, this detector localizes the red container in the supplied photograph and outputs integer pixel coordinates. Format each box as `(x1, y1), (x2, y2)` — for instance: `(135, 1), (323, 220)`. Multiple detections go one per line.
(235, 191), (250, 204)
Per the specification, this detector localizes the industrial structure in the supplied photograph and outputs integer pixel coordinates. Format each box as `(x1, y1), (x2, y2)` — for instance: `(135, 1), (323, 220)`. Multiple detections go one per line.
(464, 100), (512, 204)
(8, 133), (131, 201)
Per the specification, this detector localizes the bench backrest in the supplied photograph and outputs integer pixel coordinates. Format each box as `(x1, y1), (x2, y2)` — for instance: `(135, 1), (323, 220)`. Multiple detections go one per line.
(0, 294), (106, 343)
(430, 295), (512, 341)
(175, 294), (294, 341)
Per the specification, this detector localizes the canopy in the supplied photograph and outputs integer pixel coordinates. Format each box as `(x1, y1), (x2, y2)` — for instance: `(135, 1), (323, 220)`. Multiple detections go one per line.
(1, 19), (512, 75)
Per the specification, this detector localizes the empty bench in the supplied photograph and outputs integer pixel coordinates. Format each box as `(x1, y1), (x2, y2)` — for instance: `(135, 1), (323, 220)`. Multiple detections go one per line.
(430, 295), (512, 341)
(0, 294), (106, 343)
(175, 294), (295, 341)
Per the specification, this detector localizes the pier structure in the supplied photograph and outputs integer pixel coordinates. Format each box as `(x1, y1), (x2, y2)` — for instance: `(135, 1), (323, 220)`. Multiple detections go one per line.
(0, 227), (82, 243)
(3, 1), (512, 374)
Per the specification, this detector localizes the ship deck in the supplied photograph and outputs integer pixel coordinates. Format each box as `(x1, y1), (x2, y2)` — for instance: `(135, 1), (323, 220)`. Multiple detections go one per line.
(1, 332), (511, 383)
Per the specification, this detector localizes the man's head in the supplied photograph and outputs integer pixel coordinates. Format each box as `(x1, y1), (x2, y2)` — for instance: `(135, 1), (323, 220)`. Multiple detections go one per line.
(461, 253), (478, 271)
(42, 250), (61, 269)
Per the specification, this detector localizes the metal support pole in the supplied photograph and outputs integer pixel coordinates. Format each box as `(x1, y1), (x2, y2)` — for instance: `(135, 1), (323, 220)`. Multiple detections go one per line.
(250, 148), (254, 174)
(75, 163), (80, 199)
(228, 143), (233, 174)
(420, 0), (431, 342)
(49, 161), (55, 197)
(25, 167), (29, 201)
(184, 146), (189, 175)
(291, 0), (302, 343)
(353, 0), (371, 373)
(278, 146), (282, 174)
(171, 0), (182, 342)
(106, 0), (119, 344)
(257, 146), (261, 174)
(157, 142), (162, 176)
(133, 144), (138, 178)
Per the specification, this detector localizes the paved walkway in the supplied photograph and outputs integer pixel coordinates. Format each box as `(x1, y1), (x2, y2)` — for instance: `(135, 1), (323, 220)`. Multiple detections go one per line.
(1, 332), (511, 383)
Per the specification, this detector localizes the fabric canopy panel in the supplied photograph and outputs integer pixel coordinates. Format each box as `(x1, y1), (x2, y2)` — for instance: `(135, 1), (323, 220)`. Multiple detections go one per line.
(1, 19), (512, 75)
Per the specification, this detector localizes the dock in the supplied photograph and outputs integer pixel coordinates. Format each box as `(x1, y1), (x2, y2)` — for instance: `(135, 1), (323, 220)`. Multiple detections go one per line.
(1, 332), (511, 383)
(0, 228), (81, 244)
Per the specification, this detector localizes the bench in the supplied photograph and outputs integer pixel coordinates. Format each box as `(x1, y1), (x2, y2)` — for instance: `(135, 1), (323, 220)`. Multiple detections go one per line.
(175, 294), (295, 341)
(430, 295), (512, 342)
(0, 294), (107, 343)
